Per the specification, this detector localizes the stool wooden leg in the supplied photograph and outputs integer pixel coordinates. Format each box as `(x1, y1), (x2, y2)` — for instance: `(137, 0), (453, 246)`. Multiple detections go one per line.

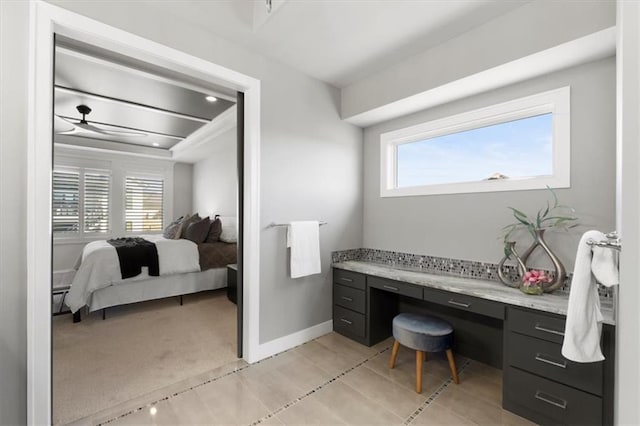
(446, 349), (459, 384)
(389, 340), (400, 369)
(416, 350), (424, 393)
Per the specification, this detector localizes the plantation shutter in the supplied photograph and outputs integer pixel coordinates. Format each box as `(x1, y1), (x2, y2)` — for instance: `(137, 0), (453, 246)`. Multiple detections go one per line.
(52, 170), (80, 234)
(125, 176), (164, 232)
(83, 171), (110, 233)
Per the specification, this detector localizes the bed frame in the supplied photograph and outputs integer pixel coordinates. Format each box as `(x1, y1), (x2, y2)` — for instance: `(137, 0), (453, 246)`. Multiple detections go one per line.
(72, 268), (227, 322)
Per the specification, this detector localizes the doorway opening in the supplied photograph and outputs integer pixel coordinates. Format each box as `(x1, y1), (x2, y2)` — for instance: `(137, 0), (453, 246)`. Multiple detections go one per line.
(49, 35), (248, 424)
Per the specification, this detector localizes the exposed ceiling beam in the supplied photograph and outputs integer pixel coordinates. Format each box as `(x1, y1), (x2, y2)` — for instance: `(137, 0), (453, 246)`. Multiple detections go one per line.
(55, 85), (211, 124)
(54, 137), (173, 160)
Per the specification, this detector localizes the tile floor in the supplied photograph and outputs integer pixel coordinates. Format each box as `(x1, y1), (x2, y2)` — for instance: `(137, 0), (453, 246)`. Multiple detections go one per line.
(72, 332), (536, 426)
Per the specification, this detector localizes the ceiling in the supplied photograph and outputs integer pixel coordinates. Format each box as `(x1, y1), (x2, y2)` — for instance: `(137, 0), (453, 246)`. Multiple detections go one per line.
(54, 38), (236, 153)
(147, 0), (529, 88)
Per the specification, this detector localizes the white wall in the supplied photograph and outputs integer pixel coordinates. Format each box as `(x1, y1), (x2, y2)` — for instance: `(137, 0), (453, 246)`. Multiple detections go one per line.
(173, 162), (193, 220)
(342, 0), (615, 120)
(0, 1), (28, 424)
(192, 128), (238, 218)
(362, 58), (616, 272)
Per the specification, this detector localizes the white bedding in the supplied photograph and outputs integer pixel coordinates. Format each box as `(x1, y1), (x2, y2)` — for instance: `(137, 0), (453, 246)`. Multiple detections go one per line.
(66, 235), (200, 313)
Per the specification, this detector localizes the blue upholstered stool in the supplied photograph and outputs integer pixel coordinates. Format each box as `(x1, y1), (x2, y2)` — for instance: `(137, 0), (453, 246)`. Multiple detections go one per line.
(389, 313), (459, 393)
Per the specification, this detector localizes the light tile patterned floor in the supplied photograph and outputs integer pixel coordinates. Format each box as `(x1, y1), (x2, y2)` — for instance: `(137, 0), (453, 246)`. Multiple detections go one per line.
(72, 332), (535, 426)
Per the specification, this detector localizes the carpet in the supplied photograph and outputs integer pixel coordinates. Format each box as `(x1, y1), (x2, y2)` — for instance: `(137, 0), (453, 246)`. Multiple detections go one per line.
(53, 289), (237, 425)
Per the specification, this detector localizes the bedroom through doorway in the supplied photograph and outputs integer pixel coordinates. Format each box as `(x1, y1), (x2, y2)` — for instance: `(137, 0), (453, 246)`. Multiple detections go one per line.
(50, 35), (245, 425)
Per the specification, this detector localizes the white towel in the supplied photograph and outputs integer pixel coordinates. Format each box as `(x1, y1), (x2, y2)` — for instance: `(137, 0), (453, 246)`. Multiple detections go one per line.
(287, 221), (321, 279)
(562, 231), (619, 363)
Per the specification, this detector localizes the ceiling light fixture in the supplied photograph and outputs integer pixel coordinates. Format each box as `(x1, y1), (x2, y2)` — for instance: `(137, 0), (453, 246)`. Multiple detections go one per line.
(205, 95), (218, 102)
(152, 142), (160, 147)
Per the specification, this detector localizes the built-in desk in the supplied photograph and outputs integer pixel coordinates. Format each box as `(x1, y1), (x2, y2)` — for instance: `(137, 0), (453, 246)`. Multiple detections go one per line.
(332, 261), (615, 426)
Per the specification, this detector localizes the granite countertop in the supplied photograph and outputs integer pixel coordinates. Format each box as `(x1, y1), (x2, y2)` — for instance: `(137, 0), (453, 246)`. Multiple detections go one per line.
(332, 260), (615, 325)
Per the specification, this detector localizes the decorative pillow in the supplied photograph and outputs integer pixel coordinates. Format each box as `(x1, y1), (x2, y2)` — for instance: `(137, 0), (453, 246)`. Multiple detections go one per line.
(219, 216), (238, 243)
(205, 217), (223, 243)
(174, 214), (191, 239)
(163, 216), (184, 239)
(184, 216), (210, 244)
(179, 214), (201, 239)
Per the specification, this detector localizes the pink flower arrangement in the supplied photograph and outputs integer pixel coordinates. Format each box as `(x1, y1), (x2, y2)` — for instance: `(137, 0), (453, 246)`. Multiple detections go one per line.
(522, 269), (552, 287)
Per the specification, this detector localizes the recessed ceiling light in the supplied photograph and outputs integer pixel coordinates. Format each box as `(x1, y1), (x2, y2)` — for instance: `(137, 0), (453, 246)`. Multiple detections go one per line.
(205, 95), (218, 102)
(152, 142), (159, 147)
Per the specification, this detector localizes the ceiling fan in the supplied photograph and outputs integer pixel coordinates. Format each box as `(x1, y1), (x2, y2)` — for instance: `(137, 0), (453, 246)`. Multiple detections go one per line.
(55, 104), (147, 138)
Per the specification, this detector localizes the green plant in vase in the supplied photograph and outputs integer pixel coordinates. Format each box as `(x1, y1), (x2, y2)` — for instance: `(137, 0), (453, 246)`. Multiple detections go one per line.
(498, 187), (578, 293)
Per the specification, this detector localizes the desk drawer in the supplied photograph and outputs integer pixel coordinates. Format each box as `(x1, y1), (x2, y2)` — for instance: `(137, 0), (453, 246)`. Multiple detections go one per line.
(422, 287), (505, 320)
(333, 284), (365, 314)
(333, 269), (366, 290)
(508, 332), (603, 396)
(505, 367), (602, 425)
(508, 307), (566, 344)
(368, 276), (422, 299)
(333, 305), (365, 338)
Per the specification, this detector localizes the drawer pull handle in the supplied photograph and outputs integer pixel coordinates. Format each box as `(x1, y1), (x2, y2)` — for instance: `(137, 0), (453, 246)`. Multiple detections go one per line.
(534, 324), (565, 337)
(341, 277), (354, 283)
(340, 296), (354, 302)
(383, 285), (399, 291)
(448, 299), (471, 308)
(534, 391), (567, 410)
(535, 354), (567, 369)
(340, 318), (353, 325)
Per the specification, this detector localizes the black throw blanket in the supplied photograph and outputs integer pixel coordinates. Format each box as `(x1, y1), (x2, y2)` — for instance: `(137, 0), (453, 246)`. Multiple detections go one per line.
(107, 237), (160, 279)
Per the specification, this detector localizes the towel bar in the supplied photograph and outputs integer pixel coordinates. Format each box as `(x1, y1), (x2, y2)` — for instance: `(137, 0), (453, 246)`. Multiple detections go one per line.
(267, 221), (328, 228)
(587, 231), (621, 251)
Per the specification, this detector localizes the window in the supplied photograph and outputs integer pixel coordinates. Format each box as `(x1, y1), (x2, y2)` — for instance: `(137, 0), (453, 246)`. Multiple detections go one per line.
(380, 87), (570, 197)
(52, 168), (110, 235)
(125, 176), (164, 232)
(52, 170), (80, 234)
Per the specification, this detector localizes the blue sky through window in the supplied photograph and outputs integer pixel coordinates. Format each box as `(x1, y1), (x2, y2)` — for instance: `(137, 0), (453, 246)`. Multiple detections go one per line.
(396, 113), (553, 188)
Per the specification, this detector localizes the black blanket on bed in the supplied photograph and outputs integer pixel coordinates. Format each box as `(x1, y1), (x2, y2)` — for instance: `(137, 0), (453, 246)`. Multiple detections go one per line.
(107, 237), (159, 279)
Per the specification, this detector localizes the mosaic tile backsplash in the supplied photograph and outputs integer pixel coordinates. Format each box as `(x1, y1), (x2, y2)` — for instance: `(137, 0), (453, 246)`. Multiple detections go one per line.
(331, 248), (614, 298)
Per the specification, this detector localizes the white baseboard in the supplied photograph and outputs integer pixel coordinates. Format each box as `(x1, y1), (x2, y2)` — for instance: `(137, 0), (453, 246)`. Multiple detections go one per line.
(255, 320), (333, 361)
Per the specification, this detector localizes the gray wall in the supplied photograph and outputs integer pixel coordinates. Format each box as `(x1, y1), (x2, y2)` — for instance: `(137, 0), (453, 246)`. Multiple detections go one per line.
(342, 0), (615, 119)
(363, 58), (616, 272)
(0, 3), (362, 423)
(173, 162), (194, 220)
(0, 2), (28, 424)
(192, 128), (238, 218)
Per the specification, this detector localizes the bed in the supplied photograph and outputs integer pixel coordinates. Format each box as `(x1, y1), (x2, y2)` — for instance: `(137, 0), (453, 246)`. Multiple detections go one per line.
(65, 234), (237, 321)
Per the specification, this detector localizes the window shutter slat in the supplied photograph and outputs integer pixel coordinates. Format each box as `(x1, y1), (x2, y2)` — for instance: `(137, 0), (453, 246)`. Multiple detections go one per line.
(52, 170), (80, 233)
(125, 176), (164, 232)
(84, 172), (110, 233)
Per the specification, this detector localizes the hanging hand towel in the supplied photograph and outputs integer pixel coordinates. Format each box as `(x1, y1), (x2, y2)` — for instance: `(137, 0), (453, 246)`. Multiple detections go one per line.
(287, 221), (321, 279)
(562, 231), (619, 363)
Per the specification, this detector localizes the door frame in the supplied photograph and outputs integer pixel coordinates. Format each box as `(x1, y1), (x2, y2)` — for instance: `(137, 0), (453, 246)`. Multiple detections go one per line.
(27, 2), (262, 424)
(615, 1), (640, 424)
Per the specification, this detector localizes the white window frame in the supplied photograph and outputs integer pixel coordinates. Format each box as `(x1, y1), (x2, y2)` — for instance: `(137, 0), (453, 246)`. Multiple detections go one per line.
(380, 86), (571, 197)
(52, 158), (113, 241)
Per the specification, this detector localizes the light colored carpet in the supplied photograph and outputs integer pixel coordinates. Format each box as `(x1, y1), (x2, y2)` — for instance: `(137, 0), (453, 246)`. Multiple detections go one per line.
(53, 289), (237, 425)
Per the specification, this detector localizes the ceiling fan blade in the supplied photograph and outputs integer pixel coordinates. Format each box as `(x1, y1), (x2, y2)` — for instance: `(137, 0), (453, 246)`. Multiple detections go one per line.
(76, 122), (147, 138)
(54, 115), (79, 134)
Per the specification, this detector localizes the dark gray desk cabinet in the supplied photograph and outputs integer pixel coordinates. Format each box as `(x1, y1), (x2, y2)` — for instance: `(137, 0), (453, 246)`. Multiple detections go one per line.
(332, 267), (615, 426)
